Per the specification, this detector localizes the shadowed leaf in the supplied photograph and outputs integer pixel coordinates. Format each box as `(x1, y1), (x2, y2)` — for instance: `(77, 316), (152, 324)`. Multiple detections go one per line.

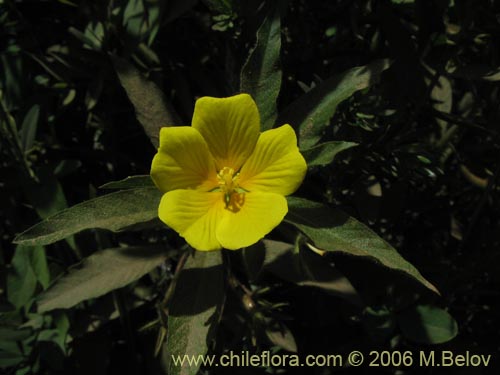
(20, 104), (39, 152)
(398, 305), (458, 344)
(113, 57), (181, 147)
(302, 141), (358, 167)
(240, 4), (282, 131)
(279, 59), (391, 149)
(258, 240), (362, 306)
(163, 251), (225, 375)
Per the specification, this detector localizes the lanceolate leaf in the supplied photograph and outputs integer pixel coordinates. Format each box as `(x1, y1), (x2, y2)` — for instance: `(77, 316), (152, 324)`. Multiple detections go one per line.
(37, 246), (171, 312)
(99, 175), (154, 189)
(278, 59), (392, 149)
(113, 57), (181, 147)
(302, 141), (358, 167)
(285, 197), (439, 294)
(7, 246), (38, 308)
(164, 251), (225, 375)
(240, 4), (282, 131)
(14, 187), (162, 246)
(20, 104), (40, 153)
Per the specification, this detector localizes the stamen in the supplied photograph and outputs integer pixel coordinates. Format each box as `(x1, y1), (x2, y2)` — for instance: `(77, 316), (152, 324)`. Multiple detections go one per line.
(216, 167), (243, 209)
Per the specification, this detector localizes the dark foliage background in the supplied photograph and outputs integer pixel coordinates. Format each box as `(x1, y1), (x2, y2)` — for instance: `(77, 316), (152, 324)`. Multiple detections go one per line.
(1, 0), (499, 374)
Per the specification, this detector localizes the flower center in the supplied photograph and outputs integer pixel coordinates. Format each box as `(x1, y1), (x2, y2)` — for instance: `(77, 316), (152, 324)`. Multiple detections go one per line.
(217, 167), (245, 212)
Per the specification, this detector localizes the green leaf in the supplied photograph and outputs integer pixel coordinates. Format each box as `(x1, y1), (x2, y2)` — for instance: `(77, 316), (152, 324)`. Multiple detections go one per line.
(163, 251), (225, 375)
(14, 187), (162, 246)
(7, 245), (39, 308)
(285, 197), (439, 294)
(37, 312), (70, 354)
(36, 246), (171, 312)
(240, 4), (282, 131)
(397, 305), (458, 344)
(113, 57), (181, 147)
(83, 21), (105, 50)
(29, 246), (50, 290)
(99, 175), (154, 189)
(20, 104), (40, 153)
(123, 0), (146, 40)
(278, 59), (392, 149)
(302, 141), (358, 167)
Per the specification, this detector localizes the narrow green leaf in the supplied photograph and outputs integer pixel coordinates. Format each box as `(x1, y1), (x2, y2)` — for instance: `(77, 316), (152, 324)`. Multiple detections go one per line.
(7, 245), (38, 308)
(163, 251), (225, 375)
(302, 141), (358, 167)
(397, 305), (458, 344)
(14, 187), (162, 246)
(278, 59), (392, 149)
(37, 246), (171, 312)
(30, 246), (50, 290)
(285, 197), (439, 294)
(113, 57), (181, 147)
(99, 175), (154, 189)
(20, 104), (40, 153)
(37, 312), (70, 353)
(240, 4), (282, 131)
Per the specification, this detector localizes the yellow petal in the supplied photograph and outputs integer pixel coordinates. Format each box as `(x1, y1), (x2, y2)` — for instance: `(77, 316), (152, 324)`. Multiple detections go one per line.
(192, 94), (260, 171)
(238, 124), (307, 195)
(217, 192), (287, 250)
(158, 190), (224, 251)
(151, 127), (218, 192)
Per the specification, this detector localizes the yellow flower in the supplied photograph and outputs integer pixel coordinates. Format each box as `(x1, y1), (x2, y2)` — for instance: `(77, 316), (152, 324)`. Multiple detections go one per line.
(150, 94), (307, 251)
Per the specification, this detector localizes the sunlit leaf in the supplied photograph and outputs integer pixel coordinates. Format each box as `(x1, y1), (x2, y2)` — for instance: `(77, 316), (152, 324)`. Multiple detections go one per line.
(285, 197), (439, 294)
(37, 246), (171, 312)
(14, 187), (162, 246)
